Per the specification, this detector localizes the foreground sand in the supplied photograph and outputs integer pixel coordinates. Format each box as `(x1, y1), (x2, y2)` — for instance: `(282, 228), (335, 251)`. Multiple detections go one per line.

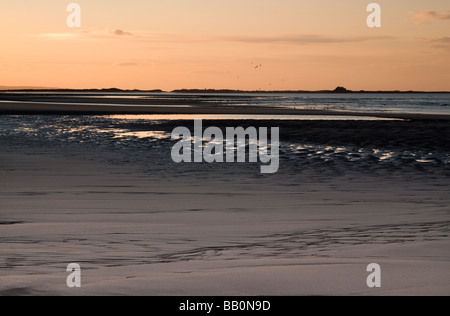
(0, 128), (449, 295)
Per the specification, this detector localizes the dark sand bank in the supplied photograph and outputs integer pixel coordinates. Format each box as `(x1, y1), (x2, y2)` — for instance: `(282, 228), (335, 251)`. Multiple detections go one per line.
(141, 119), (450, 152)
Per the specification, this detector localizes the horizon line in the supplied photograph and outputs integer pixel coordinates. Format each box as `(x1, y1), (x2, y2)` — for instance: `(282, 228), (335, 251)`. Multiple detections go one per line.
(1, 87), (450, 94)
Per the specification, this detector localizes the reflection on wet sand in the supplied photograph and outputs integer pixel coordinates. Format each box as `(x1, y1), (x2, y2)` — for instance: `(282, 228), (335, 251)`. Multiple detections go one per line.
(107, 114), (401, 121)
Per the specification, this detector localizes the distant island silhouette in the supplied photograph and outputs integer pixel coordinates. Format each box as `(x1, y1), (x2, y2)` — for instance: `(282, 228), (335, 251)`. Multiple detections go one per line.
(0, 86), (449, 93)
(171, 87), (450, 94)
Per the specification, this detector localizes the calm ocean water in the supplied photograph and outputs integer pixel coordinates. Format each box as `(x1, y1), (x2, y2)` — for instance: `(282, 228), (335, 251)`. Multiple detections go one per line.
(2, 92), (449, 115)
(239, 93), (450, 114)
(90, 92), (450, 115)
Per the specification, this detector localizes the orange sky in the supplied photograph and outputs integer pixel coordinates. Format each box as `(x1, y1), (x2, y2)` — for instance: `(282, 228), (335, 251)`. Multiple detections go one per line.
(1, 0), (449, 91)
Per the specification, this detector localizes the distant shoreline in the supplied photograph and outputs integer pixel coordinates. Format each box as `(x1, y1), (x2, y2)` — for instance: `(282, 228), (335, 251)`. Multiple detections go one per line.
(1, 88), (450, 94)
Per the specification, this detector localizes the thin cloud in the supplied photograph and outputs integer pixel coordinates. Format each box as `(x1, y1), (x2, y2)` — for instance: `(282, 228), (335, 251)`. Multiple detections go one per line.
(110, 29), (133, 36)
(218, 34), (395, 45)
(425, 37), (450, 51)
(87, 30), (396, 45)
(31, 29), (135, 40)
(408, 10), (450, 24)
(113, 62), (139, 67)
(31, 30), (394, 46)
(429, 37), (450, 43)
(32, 33), (82, 40)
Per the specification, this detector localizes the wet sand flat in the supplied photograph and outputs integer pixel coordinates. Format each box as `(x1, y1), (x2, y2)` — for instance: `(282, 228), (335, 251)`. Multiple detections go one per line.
(0, 96), (450, 120)
(0, 116), (449, 295)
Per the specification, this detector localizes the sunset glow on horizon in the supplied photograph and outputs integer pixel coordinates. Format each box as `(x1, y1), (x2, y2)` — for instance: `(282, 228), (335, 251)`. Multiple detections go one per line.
(1, 0), (449, 91)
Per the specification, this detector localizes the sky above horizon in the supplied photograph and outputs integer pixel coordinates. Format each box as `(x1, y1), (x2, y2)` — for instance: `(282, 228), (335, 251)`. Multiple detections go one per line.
(1, 1), (449, 91)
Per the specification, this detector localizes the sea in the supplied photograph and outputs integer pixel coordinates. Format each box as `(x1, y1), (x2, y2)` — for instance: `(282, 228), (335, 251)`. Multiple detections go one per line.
(0, 92), (449, 172)
(1, 92), (449, 115)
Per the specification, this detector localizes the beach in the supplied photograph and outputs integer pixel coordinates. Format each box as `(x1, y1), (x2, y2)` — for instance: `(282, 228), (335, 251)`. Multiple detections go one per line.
(0, 100), (449, 295)
(2, 0), (450, 298)
(1, 92), (450, 120)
